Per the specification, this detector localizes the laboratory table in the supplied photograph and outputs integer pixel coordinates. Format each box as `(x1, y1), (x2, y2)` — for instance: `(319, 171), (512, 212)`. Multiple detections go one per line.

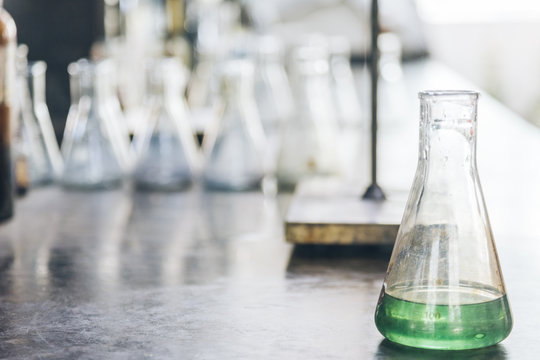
(1, 60), (540, 359)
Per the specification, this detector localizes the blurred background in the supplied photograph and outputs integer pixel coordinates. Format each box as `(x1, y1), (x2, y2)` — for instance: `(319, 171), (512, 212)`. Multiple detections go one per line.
(3, 0), (540, 195)
(6, 0), (540, 139)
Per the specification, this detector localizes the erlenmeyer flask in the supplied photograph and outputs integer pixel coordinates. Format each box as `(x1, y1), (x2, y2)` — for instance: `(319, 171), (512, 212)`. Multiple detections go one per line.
(375, 91), (512, 350)
(276, 44), (340, 189)
(14, 46), (63, 187)
(61, 60), (126, 189)
(202, 59), (266, 191)
(132, 58), (199, 191)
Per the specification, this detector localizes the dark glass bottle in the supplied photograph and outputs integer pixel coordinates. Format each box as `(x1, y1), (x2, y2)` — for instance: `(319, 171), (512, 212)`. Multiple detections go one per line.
(0, 1), (16, 222)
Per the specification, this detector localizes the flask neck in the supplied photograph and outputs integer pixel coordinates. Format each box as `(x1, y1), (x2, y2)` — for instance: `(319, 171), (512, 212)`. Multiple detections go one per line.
(419, 91), (478, 167)
(28, 62), (47, 105)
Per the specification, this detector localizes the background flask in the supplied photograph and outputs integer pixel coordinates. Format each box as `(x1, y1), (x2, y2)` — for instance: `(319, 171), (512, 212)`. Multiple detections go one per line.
(252, 35), (294, 173)
(374, 91), (512, 350)
(276, 43), (340, 189)
(202, 59), (266, 191)
(14, 46), (63, 187)
(132, 57), (199, 191)
(60, 60), (126, 190)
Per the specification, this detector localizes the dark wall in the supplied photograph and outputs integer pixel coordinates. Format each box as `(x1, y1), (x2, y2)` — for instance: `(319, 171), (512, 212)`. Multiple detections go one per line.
(4, 0), (104, 143)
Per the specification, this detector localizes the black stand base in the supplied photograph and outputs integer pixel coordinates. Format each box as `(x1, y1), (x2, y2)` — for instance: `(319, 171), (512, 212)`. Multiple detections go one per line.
(362, 183), (386, 201)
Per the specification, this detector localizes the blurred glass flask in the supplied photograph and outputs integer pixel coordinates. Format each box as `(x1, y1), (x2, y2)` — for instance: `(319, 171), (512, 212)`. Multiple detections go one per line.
(14, 45), (63, 189)
(202, 59), (266, 191)
(61, 59), (127, 189)
(132, 58), (199, 191)
(328, 36), (361, 127)
(253, 35), (294, 172)
(276, 44), (340, 189)
(328, 36), (363, 179)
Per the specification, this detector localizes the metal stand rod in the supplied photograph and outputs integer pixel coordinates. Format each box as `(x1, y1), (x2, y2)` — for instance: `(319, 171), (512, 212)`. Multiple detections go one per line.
(362, 0), (386, 201)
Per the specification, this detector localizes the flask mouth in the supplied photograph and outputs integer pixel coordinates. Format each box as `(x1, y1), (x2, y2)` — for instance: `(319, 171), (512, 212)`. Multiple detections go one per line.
(419, 90), (479, 100)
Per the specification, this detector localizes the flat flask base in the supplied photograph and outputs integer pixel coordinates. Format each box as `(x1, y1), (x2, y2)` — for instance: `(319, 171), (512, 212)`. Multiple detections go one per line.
(375, 292), (512, 350)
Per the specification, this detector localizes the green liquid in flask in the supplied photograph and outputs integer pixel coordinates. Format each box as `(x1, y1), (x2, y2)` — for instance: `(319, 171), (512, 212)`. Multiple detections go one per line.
(375, 292), (512, 350)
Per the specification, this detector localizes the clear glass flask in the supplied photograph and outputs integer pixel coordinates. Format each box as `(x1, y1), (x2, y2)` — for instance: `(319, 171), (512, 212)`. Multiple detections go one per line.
(276, 44), (340, 189)
(202, 59), (266, 191)
(14, 46), (63, 187)
(374, 91), (512, 350)
(61, 60), (126, 190)
(132, 58), (199, 191)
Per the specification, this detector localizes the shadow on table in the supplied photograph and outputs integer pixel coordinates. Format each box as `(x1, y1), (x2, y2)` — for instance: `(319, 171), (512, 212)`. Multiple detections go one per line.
(374, 339), (508, 360)
(286, 244), (393, 275)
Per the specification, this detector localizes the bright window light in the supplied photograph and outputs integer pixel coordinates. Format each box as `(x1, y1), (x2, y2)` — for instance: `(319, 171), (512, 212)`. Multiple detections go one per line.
(416, 0), (540, 23)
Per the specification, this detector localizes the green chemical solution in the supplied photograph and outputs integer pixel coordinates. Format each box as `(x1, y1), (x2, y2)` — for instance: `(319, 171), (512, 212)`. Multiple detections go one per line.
(375, 292), (512, 350)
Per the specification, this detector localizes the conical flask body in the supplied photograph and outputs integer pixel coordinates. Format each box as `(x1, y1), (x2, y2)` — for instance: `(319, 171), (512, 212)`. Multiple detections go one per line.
(374, 91), (512, 350)
(133, 58), (198, 191)
(61, 60), (125, 189)
(203, 60), (265, 191)
(133, 102), (196, 190)
(62, 99), (124, 189)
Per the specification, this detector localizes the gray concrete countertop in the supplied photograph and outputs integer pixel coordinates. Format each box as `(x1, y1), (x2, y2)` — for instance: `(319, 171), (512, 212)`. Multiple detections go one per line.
(1, 60), (540, 359)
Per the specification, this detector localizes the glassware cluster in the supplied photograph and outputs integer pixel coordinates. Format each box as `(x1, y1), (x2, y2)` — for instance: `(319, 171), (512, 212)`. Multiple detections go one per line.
(6, 1), (365, 194)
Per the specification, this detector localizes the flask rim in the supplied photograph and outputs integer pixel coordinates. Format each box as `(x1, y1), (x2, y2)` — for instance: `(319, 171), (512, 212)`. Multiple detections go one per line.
(419, 90), (479, 100)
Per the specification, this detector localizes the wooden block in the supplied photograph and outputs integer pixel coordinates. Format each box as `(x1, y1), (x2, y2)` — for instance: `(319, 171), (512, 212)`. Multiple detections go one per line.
(285, 178), (408, 245)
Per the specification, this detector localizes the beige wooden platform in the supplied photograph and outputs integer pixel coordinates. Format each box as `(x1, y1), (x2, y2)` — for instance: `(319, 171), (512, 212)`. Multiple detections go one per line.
(285, 178), (408, 245)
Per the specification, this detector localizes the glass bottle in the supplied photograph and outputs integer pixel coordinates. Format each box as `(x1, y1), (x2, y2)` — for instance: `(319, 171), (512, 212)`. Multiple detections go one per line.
(202, 59), (265, 191)
(132, 57), (199, 191)
(14, 46), (63, 188)
(0, 1), (16, 222)
(374, 91), (512, 350)
(60, 60), (126, 190)
(276, 44), (340, 189)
